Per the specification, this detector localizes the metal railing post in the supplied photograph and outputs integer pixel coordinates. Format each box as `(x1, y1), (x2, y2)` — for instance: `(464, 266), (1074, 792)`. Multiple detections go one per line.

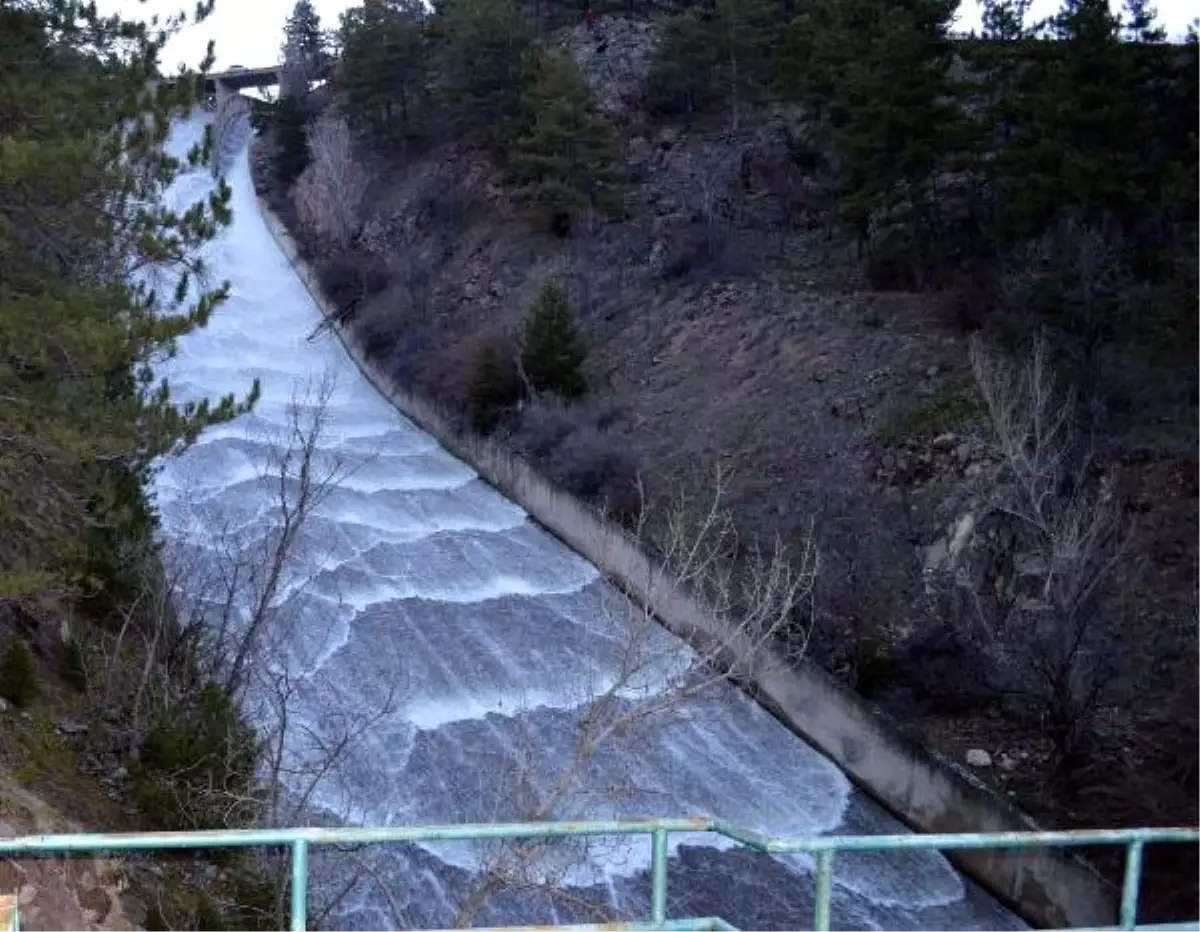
(651, 827), (669, 926)
(812, 850), (835, 932)
(290, 838), (309, 932)
(1120, 839), (1145, 930)
(0, 894), (18, 932)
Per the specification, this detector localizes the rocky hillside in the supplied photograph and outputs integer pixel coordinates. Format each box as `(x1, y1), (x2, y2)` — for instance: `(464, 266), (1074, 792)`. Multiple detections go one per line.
(256, 3), (1198, 919)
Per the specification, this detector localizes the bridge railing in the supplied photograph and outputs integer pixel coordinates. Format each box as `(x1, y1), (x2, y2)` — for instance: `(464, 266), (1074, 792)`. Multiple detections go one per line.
(0, 818), (1195, 931)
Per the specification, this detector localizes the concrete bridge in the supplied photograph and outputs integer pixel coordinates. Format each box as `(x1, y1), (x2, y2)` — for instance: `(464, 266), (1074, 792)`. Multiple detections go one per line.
(152, 64), (285, 105)
(204, 64), (283, 103)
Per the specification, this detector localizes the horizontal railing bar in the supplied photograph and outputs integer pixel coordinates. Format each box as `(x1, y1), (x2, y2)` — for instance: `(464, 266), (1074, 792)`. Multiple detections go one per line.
(0, 820), (1195, 854)
(0, 818), (713, 855)
(0, 819), (1193, 857)
(718, 826), (1200, 855)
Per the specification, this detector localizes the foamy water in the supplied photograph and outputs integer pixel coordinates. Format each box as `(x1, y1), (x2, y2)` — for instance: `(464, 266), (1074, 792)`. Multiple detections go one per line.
(150, 113), (1024, 931)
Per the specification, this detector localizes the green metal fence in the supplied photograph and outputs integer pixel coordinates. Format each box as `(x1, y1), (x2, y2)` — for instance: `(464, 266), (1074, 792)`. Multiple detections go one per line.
(0, 818), (1195, 932)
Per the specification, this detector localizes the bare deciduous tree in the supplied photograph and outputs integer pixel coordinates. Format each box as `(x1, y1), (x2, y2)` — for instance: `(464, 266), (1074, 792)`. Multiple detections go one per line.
(91, 369), (401, 927)
(452, 471), (818, 927)
(294, 116), (371, 251)
(929, 337), (1136, 772)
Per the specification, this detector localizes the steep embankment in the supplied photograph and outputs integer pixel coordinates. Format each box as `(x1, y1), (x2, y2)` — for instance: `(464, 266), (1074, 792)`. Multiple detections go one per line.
(256, 10), (1198, 921)
(257, 165), (1119, 931)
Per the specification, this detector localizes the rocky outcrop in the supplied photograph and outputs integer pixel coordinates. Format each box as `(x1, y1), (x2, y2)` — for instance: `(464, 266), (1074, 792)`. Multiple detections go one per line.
(0, 778), (136, 931)
(556, 15), (660, 116)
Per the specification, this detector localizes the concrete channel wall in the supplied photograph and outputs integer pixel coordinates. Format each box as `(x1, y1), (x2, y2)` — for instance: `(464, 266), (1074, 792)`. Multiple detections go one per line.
(255, 197), (1117, 930)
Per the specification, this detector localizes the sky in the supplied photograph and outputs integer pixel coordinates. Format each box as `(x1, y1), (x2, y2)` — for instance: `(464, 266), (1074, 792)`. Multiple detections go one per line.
(108, 0), (1198, 72)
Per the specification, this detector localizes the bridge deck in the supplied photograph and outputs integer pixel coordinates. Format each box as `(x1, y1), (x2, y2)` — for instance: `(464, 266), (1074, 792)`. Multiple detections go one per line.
(204, 65), (281, 91)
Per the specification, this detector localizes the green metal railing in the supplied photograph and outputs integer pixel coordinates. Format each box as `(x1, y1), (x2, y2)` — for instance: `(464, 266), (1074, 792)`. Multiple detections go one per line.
(0, 818), (1196, 932)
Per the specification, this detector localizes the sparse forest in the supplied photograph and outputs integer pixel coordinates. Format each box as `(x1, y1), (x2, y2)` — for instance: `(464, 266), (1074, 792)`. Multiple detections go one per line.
(255, 0), (1197, 919)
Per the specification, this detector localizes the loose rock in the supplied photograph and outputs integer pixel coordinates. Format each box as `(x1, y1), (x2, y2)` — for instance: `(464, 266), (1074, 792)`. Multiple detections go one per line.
(965, 748), (992, 768)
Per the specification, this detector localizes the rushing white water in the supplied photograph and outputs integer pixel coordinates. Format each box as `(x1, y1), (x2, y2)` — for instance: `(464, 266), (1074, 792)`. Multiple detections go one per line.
(151, 114), (1024, 931)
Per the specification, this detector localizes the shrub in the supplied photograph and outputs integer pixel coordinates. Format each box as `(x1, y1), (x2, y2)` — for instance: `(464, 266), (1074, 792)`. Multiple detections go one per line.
(520, 285), (587, 400)
(659, 226), (753, 283)
(510, 397), (576, 457)
(469, 344), (522, 434)
(879, 383), (985, 446)
(196, 896), (230, 932)
(547, 423), (640, 512)
(61, 637), (87, 692)
(889, 619), (996, 714)
(853, 636), (893, 698)
(313, 251), (388, 312)
(511, 398), (641, 524)
(132, 684), (260, 831)
(144, 903), (169, 932)
(0, 636), (38, 708)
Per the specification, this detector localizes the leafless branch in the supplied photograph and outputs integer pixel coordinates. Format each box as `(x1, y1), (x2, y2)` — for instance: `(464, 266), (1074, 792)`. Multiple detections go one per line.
(294, 116), (371, 251)
(928, 336), (1139, 768)
(454, 469), (817, 925)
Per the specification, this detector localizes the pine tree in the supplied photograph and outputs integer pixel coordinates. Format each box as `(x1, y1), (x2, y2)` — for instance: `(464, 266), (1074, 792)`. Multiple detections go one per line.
(989, 0), (1158, 242)
(0, 1), (258, 606)
(434, 0), (534, 140)
(646, 0), (779, 124)
(282, 0), (329, 92)
(714, 0), (780, 129)
(981, 0), (1033, 40)
(1160, 25), (1198, 226)
(644, 11), (727, 119)
(797, 0), (963, 283)
(273, 93), (311, 185)
(507, 52), (621, 235)
(338, 0), (430, 149)
(777, 0), (872, 120)
(521, 286), (587, 400)
(469, 345), (522, 434)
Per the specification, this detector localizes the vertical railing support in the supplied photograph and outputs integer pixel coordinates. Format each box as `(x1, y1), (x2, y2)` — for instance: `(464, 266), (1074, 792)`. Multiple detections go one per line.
(1119, 839), (1144, 930)
(290, 838), (309, 932)
(651, 828), (669, 926)
(0, 894), (18, 932)
(812, 850), (835, 932)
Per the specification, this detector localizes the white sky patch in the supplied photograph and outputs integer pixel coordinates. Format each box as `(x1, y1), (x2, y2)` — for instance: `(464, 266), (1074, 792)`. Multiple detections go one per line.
(102, 0), (356, 70)
(105, 0), (1197, 72)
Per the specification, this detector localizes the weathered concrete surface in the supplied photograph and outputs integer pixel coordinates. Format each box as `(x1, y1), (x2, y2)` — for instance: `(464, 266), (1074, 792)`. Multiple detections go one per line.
(256, 196), (1119, 930)
(211, 94), (251, 177)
